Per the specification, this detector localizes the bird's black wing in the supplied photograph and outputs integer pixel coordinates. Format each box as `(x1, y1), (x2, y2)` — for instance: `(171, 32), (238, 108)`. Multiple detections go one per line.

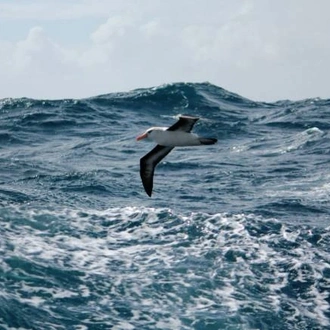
(140, 145), (174, 197)
(167, 116), (199, 133)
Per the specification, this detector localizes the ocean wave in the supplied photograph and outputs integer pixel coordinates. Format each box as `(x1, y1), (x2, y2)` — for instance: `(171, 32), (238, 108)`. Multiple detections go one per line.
(1, 82), (330, 329)
(0, 206), (329, 329)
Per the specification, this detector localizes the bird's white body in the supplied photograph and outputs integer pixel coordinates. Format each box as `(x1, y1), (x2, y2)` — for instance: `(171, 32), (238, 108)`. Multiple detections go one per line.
(148, 128), (201, 147)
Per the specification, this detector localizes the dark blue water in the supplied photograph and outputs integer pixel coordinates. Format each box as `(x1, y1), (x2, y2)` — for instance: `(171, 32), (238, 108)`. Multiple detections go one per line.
(0, 82), (329, 329)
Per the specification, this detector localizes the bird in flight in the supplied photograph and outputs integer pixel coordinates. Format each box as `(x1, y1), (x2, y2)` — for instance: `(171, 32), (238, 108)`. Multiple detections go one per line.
(136, 115), (217, 197)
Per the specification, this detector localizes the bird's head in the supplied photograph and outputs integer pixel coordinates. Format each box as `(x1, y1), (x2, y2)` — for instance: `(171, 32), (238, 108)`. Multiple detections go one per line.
(136, 128), (153, 141)
(136, 127), (165, 141)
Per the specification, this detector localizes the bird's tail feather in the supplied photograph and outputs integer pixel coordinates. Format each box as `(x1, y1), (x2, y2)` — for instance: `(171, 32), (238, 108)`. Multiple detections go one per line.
(199, 138), (217, 145)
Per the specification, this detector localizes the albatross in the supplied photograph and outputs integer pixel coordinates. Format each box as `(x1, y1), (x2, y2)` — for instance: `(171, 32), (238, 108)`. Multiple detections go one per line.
(136, 115), (217, 197)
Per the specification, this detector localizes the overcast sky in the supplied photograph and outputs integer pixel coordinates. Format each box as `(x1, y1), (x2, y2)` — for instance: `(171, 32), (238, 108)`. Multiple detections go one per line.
(0, 0), (329, 101)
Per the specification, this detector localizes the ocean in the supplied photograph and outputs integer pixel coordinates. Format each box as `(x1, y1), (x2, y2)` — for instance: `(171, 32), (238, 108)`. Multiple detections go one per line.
(0, 82), (329, 329)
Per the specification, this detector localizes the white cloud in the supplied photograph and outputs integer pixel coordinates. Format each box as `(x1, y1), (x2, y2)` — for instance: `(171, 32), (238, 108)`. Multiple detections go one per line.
(0, 0), (123, 20)
(77, 44), (111, 67)
(139, 21), (161, 38)
(0, 26), (78, 98)
(91, 16), (134, 44)
(11, 26), (74, 74)
(1, 0), (330, 101)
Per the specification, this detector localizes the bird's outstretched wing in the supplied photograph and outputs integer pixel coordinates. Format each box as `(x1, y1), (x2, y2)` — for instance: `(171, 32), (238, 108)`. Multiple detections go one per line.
(140, 145), (174, 197)
(167, 116), (199, 133)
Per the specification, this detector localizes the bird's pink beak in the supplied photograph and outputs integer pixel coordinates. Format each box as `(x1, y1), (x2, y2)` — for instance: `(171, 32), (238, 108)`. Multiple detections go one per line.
(136, 132), (148, 141)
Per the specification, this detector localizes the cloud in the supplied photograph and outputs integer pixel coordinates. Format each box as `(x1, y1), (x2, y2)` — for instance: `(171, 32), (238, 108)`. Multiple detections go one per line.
(0, 0), (121, 20)
(1, 1), (330, 101)
(13, 27), (56, 70)
(139, 21), (161, 38)
(0, 26), (78, 98)
(91, 16), (134, 43)
(11, 26), (76, 78)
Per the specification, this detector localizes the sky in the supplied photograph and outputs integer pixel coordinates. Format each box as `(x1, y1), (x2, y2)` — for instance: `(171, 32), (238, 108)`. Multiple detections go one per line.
(0, 0), (329, 101)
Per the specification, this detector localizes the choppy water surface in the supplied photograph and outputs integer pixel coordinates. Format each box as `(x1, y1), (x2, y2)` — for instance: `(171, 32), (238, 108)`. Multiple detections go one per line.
(0, 83), (329, 329)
